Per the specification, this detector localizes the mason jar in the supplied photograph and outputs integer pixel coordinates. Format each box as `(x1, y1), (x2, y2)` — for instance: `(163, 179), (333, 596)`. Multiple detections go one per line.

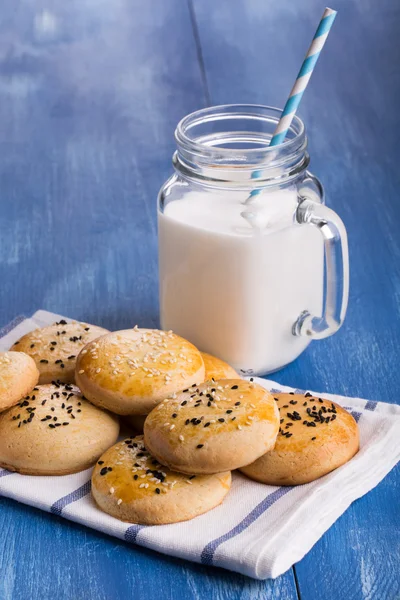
(158, 104), (349, 375)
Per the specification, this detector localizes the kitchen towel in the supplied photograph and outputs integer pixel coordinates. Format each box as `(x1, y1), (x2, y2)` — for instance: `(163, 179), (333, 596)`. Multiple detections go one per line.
(0, 310), (399, 579)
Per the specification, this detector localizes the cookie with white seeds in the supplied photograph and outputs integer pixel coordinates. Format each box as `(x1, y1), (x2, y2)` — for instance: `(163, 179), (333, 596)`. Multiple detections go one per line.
(92, 435), (231, 525)
(144, 379), (279, 474)
(75, 328), (205, 416)
(122, 353), (238, 435)
(240, 392), (359, 485)
(11, 320), (109, 384)
(0, 382), (119, 475)
(0, 352), (40, 412)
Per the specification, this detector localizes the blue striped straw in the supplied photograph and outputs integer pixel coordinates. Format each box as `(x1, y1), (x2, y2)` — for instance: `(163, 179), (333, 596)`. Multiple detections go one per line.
(270, 7), (337, 146)
(245, 7), (337, 202)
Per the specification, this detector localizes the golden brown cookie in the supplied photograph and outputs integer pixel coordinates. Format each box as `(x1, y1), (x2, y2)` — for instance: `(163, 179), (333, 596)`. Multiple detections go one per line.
(92, 435), (231, 524)
(0, 382), (120, 475)
(240, 392), (359, 485)
(144, 379), (279, 474)
(75, 328), (205, 416)
(11, 320), (109, 384)
(201, 352), (239, 380)
(0, 352), (39, 412)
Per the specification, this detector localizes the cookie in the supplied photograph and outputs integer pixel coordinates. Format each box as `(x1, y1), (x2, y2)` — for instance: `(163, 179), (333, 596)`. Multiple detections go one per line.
(240, 392), (359, 485)
(92, 435), (231, 524)
(0, 352), (40, 412)
(12, 320), (109, 384)
(0, 382), (120, 475)
(201, 352), (239, 380)
(75, 328), (205, 416)
(144, 379), (279, 474)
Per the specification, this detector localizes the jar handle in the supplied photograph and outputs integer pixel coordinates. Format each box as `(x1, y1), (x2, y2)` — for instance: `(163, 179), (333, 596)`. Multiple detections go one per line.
(293, 192), (349, 339)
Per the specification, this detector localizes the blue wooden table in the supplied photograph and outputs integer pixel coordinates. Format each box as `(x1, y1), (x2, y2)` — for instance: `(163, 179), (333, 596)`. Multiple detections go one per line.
(0, 1), (399, 598)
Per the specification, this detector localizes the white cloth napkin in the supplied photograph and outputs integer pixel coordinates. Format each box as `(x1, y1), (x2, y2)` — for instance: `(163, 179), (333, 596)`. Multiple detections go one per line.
(0, 310), (399, 580)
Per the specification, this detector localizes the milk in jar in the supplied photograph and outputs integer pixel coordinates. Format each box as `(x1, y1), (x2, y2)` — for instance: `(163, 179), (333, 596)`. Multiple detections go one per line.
(158, 105), (349, 375)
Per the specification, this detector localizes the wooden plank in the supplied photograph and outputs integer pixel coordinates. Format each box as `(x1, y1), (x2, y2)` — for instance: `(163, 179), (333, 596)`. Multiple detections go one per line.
(191, 0), (400, 598)
(0, 0), (299, 598)
(0, 497), (298, 600)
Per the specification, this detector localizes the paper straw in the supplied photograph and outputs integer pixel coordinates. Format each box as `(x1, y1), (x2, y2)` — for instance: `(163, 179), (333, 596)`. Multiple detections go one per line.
(244, 7), (337, 203)
(269, 7), (337, 146)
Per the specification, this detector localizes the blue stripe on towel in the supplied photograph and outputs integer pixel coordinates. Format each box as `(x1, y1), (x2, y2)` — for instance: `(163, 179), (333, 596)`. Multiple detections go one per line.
(200, 486), (293, 565)
(0, 469), (12, 478)
(0, 315), (26, 339)
(51, 480), (91, 516)
(365, 400), (377, 411)
(125, 525), (146, 543)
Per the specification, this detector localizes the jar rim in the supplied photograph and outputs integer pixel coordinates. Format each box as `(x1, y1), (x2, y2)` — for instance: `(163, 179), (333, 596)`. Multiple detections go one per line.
(175, 104), (306, 157)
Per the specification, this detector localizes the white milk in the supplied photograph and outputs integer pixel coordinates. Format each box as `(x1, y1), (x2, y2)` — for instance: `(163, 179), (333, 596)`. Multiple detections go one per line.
(158, 189), (324, 375)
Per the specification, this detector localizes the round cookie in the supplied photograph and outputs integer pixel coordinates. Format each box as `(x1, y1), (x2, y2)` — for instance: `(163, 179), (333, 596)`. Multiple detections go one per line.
(0, 382), (120, 475)
(0, 352), (39, 411)
(92, 435), (231, 524)
(201, 352), (239, 381)
(144, 379), (279, 474)
(75, 328), (205, 416)
(240, 392), (359, 485)
(12, 320), (109, 384)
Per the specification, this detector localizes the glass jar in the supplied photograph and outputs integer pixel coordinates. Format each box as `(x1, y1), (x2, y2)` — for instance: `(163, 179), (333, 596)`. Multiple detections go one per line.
(158, 104), (349, 375)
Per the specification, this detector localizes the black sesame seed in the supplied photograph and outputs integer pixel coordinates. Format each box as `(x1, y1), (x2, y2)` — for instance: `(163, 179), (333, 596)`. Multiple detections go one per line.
(134, 475), (138, 480)
(226, 410), (233, 414)
(49, 424), (55, 429)
(63, 422), (69, 426)
(189, 475), (196, 480)
(231, 417), (236, 421)
(274, 397), (279, 402)
(181, 401), (187, 406)
(100, 467), (108, 476)
(196, 444), (204, 449)
(50, 347), (55, 351)
(172, 413), (177, 418)
(204, 422), (211, 427)
(107, 467), (112, 472)
(235, 402), (241, 406)
(84, 327), (90, 331)
(68, 355), (76, 360)
(305, 392), (312, 397)
(98, 461), (104, 465)
(40, 360), (49, 364)
(155, 488), (161, 494)
(231, 385), (238, 390)
(30, 344), (35, 348)
(218, 418), (225, 423)
(311, 437), (316, 441)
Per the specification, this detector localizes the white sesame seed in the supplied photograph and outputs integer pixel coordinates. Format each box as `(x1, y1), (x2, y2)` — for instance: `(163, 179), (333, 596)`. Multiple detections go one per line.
(96, 368), (101, 374)
(78, 369), (85, 374)
(248, 415), (254, 420)
(139, 483), (145, 488)
(179, 435), (184, 441)
(163, 422), (170, 427)
(117, 499), (122, 505)
(169, 424), (175, 431)
(110, 487), (115, 494)
(186, 479), (193, 485)
(238, 425), (242, 430)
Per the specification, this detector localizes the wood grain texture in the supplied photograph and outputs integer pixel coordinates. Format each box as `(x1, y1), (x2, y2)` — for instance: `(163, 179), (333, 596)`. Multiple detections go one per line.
(0, 0), (300, 598)
(191, 0), (400, 598)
